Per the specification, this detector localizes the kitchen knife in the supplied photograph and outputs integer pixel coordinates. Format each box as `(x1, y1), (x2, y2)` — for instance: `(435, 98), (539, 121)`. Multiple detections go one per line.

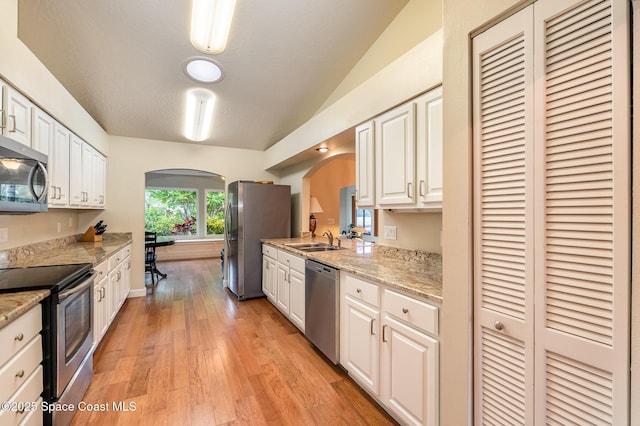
(94, 220), (103, 231)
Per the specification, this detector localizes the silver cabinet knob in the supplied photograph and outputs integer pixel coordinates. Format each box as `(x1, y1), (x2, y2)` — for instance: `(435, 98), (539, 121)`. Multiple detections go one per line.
(494, 321), (504, 331)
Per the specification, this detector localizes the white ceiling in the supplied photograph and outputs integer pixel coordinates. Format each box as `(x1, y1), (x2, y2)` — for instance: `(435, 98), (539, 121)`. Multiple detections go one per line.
(17, 0), (408, 151)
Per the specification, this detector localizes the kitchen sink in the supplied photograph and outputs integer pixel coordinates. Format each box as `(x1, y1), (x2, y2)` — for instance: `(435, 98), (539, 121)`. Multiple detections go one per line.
(296, 246), (341, 252)
(284, 242), (341, 252)
(284, 242), (331, 249)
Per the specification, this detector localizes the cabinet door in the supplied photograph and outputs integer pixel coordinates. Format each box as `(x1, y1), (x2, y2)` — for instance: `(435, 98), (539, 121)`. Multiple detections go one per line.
(276, 263), (290, 315)
(81, 142), (93, 207)
(1, 85), (32, 146)
(121, 256), (131, 303)
(415, 87), (443, 208)
(355, 120), (375, 207)
(375, 103), (415, 206)
(381, 315), (439, 426)
(288, 268), (305, 332)
(342, 295), (380, 395)
(92, 150), (106, 208)
(49, 123), (71, 207)
(69, 134), (83, 206)
(31, 108), (53, 156)
(108, 265), (121, 323)
(263, 256), (277, 302)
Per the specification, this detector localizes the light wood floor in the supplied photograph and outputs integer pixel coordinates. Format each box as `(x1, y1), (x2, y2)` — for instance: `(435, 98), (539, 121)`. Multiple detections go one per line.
(72, 259), (397, 426)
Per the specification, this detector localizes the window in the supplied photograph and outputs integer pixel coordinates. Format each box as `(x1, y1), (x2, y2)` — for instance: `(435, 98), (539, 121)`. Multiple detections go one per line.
(354, 208), (375, 235)
(145, 188), (225, 238)
(206, 190), (225, 235)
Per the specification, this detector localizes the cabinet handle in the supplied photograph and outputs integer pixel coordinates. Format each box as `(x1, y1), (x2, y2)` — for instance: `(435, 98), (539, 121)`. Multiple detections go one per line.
(14, 333), (24, 342)
(8, 114), (16, 132)
(419, 180), (425, 197)
(101, 287), (105, 299)
(0, 109), (5, 129)
(402, 308), (409, 314)
(356, 288), (362, 293)
(382, 325), (388, 342)
(407, 182), (413, 198)
(370, 318), (375, 335)
(494, 321), (504, 331)
(15, 369), (24, 378)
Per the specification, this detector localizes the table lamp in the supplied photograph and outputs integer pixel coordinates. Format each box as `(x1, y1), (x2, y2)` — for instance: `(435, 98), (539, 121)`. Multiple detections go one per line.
(309, 196), (323, 237)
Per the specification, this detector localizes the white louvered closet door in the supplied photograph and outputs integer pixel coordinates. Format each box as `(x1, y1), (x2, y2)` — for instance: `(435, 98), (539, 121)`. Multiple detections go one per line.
(533, 0), (629, 424)
(473, 0), (630, 425)
(473, 7), (536, 425)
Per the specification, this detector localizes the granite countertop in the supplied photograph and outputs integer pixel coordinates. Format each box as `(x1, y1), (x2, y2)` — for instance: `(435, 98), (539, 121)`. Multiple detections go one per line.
(0, 233), (132, 330)
(0, 232), (133, 268)
(263, 237), (442, 304)
(0, 290), (50, 330)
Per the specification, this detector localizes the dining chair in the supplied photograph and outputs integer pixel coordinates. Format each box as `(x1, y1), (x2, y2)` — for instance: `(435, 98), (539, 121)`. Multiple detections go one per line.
(144, 231), (158, 286)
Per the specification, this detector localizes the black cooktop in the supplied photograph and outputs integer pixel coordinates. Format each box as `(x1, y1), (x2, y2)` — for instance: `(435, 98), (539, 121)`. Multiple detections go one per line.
(0, 263), (93, 293)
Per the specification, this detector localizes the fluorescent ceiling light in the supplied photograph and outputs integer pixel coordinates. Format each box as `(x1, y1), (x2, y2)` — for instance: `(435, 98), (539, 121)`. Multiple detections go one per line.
(190, 0), (237, 54)
(184, 58), (223, 83)
(184, 89), (215, 142)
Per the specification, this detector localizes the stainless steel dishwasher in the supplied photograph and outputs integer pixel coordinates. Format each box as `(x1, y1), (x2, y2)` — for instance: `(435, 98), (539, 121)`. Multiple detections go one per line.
(305, 259), (339, 364)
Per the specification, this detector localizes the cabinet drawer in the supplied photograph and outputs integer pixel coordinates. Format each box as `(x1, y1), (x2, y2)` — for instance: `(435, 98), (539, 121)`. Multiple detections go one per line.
(0, 305), (41, 369)
(262, 244), (277, 259)
(0, 365), (43, 426)
(278, 250), (305, 273)
(384, 289), (438, 336)
(0, 334), (42, 404)
(108, 248), (125, 270)
(94, 260), (108, 282)
(18, 397), (42, 426)
(121, 244), (131, 258)
(345, 275), (380, 307)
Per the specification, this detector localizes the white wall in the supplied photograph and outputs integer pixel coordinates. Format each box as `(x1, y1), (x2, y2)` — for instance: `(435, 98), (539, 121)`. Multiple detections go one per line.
(86, 136), (279, 293)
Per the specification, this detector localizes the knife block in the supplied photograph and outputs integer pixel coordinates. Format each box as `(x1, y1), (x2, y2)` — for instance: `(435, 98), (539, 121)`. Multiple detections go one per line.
(79, 227), (103, 242)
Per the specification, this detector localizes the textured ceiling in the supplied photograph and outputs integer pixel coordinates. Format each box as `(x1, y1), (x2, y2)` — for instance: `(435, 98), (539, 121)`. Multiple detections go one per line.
(17, 0), (407, 151)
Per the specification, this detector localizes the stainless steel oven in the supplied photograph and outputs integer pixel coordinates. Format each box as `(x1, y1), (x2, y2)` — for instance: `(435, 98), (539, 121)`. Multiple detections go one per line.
(56, 273), (94, 399)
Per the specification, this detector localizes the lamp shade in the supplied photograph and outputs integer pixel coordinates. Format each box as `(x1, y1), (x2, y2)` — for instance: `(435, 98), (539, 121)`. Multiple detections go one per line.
(309, 197), (323, 214)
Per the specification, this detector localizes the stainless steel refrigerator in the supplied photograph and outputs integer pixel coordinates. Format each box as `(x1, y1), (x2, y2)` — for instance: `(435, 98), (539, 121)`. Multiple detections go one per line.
(224, 181), (291, 299)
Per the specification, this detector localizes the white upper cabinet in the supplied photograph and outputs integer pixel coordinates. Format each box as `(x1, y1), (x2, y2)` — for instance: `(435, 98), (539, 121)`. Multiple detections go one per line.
(375, 102), (416, 207)
(355, 86), (443, 211)
(91, 148), (106, 208)
(1, 85), (32, 147)
(415, 87), (443, 209)
(49, 122), (71, 207)
(355, 120), (375, 208)
(69, 134), (84, 207)
(31, 108), (54, 156)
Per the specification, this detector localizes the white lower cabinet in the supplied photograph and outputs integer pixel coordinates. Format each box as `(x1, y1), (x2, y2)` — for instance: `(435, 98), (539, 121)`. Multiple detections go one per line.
(262, 245), (305, 332)
(0, 305), (43, 426)
(262, 245), (278, 302)
(341, 273), (440, 426)
(93, 244), (132, 347)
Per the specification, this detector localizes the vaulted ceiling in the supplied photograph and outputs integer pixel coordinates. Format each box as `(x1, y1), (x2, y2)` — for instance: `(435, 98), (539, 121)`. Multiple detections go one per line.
(17, 0), (408, 151)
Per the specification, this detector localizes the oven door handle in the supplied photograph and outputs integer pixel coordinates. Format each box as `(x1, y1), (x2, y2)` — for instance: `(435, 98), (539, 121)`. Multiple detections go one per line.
(58, 273), (95, 301)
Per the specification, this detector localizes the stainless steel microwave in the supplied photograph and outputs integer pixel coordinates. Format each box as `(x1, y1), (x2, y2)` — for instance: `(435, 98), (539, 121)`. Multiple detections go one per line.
(0, 134), (48, 213)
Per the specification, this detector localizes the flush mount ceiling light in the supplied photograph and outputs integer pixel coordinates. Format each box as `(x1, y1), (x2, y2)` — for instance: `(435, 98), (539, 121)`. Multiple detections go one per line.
(316, 146), (329, 153)
(183, 58), (223, 83)
(184, 88), (216, 142)
(190, 0), (237, 54)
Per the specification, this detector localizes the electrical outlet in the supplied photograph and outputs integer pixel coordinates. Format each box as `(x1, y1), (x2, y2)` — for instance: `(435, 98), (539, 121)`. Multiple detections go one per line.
(69, 217), (73, 227)
(384, 226), (397, 240)
(0, 228), (8, 242)
(57, 223), (62, 233)
(327, 218), (335, 225)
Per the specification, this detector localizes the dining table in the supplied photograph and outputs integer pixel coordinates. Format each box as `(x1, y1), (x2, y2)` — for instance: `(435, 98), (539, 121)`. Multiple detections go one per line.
(145, 235), (175, 278)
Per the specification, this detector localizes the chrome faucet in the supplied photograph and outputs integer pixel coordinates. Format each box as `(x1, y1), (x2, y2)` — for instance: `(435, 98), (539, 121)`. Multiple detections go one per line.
(322, 229), (334, 247)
